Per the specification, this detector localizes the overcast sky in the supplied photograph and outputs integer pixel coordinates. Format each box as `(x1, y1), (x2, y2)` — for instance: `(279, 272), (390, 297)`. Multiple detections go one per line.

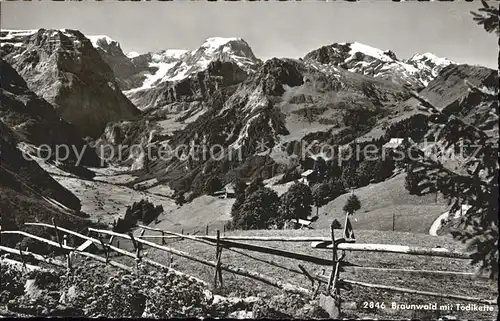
(1, 1), (497, 68)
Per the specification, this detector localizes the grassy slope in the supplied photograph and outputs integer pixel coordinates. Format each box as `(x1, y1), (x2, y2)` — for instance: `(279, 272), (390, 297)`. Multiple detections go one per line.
(313, 173), (448, 233)
(52, 175), (177, 225)
(127, 228), (496, 320)
(144, 173), (447, 235)
(153, 195), (234, 233)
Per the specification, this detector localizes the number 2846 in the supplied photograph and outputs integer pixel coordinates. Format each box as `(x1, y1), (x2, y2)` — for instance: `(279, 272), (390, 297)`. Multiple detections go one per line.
(362, 302), (386, 309)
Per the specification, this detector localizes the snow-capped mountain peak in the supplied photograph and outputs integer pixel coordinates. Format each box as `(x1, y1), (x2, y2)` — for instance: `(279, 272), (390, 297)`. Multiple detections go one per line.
(404, 52), (454, 84)
(409, 52), (451, 64)
(125, 37), (260, 91)
(343, 41), (396, 63)
(188, 36), (259, 67)
(201, 37), (242, 49)
(406, 52), (453, 70)
(304, 41), (453, 89)
(0, 28), (139, 138)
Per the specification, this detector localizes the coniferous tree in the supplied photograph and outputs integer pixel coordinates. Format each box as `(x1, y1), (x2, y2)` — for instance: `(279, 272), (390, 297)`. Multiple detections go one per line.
(343, 194), (361, 215)
(204, 176), (222, 194)
(471, 0), (499, 72)
(471, 0), (499, 35)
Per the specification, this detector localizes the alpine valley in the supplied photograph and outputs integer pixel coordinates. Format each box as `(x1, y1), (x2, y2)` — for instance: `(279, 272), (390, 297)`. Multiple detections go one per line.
(0, 27), (497, 238)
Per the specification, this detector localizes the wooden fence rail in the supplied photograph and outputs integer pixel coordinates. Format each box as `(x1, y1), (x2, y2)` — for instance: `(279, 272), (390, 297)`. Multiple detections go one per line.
(1, 230), (132, 272)
(139, 225), (472, 260)
(135, 225), (496, 309)
(344, 266), (487, 279)
(137, 226), (490, 279)
(318, 274), (496, 306)
(139, 226), (351, 267)
(89, 228), (312, 296)
(0, 245), (66, 268)
(138, 226), (329, 286)
(313, 242), (472, 259)
(23, 222), (209, 287)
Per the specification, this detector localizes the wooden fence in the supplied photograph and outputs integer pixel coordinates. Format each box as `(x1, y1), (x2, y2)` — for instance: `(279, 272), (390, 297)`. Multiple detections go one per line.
(0, 215), (497, 318)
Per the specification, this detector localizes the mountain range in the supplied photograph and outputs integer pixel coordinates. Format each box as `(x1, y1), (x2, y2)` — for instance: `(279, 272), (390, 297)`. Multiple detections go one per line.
(0, 28), (497, 231)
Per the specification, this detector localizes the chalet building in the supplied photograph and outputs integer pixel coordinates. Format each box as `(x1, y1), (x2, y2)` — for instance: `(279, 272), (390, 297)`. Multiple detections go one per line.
(299, 169), (318, 186)
(213, 182), (246, 199)
(283, 218), (313, 230)
(224, 185), (236, 199)
(383, 137), (415, 150)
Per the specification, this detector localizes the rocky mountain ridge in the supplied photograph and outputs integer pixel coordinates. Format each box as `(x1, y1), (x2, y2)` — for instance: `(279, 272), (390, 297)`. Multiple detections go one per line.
(0, 29), (140, 138)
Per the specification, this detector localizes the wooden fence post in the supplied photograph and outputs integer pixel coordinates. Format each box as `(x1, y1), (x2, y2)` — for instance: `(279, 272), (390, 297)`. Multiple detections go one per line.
(161, 231), (166, 245)
(206, 225), (209, 236)
(128, 232), (142, 269)
(52, 218), (71, 270)
(326, 221), (337, 293)
(63, 234), (72, 272)
(52, 218), (62, 248)
(213, 230), (223, 289)
(320, 220), (341, 319)
(18, 245), (26, 270)
(181, 228), (184, 235)
(98, 236), (110, 263)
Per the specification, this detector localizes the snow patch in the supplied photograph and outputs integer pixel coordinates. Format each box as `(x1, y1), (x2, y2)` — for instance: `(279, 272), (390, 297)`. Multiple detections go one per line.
(87, 35), (118, 48)
(230, 114), (260, 150)
(200, 37), (242, 54)
(162, 49), (189, 59)
(410, 52), (453, 67)
(141, 61), (177, 89)
(127, 51), (140, 58)
(346, 42), (394, 63)
(0, 29), (39, 40)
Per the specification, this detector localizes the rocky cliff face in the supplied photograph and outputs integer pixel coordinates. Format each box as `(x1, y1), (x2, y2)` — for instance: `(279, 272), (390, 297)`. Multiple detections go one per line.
(419, 64), (497, 111)
(0, 59), (101, 166)
(0, 29), (140, 138)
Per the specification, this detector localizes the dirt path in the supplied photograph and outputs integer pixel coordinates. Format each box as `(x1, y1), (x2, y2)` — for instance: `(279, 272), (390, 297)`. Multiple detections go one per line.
(429, 212), (448, 236)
